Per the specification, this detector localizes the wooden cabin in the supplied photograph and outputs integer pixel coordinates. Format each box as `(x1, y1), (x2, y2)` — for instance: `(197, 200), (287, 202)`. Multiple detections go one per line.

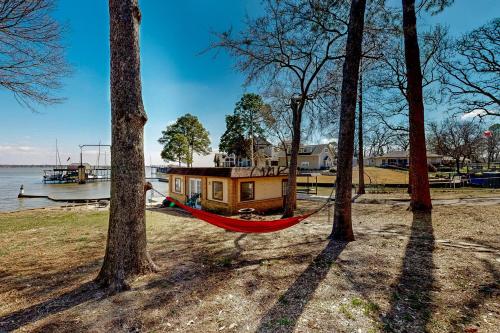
(165, 166), (292, 215)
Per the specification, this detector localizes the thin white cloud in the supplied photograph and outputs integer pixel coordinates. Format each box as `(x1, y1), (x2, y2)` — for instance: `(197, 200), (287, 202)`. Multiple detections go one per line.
(0, 145), (34, 152)
(320, 138), (336, 144)
(17, 146), (34, 152)
(461, 108), (488, 120)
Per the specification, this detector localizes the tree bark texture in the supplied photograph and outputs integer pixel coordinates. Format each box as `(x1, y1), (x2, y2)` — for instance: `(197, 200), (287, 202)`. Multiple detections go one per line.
(96, 0), (156, 293)
(357, 71), (366, 195)
(331, 0), (367, 241)
(402, 0), (432, 212)
(282, 98), (304, 218)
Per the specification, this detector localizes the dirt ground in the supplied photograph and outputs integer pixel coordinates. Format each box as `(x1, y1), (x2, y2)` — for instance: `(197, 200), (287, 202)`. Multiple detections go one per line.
(0, 196), (499, 332)
(310, 186), (500, 200)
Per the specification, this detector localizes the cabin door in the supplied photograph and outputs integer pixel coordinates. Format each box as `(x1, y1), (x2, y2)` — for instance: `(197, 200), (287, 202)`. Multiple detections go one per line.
(188, 178), (202, 208)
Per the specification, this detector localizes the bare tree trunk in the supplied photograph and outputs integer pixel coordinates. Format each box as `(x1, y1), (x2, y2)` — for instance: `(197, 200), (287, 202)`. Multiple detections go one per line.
(282, 98), (303, 218)
(357, 70), (366, 195)
(96, 0), (157, 293)
(407, 152), (413, 194)
(281, 140), (289, 168)
(402, 0), (432, 212)
(250, 110), (255, 167)
(330, 0), (367, 241)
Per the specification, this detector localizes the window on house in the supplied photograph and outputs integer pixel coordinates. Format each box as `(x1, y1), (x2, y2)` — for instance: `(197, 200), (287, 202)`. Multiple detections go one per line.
(240, 181), (255, 201)
(212, 181), (223, 201)
(324, 148), (329, 153)
(301, 161), (310, 168)
(174, 178), (182, 193)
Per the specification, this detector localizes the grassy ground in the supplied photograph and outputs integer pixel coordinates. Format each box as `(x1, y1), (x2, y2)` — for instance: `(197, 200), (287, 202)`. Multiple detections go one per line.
(298, 167), (410, 185)
(0, 199), (499, 332)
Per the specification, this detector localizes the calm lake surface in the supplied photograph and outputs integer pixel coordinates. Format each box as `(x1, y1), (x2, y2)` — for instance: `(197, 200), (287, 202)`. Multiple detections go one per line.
(0, 167), (168, 212)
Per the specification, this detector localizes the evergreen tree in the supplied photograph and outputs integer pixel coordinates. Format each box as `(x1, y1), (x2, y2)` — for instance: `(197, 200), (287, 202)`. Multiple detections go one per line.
(158, 114), (211, 167)
(219, 114), (250, 163)
(233, 93), (267, 165)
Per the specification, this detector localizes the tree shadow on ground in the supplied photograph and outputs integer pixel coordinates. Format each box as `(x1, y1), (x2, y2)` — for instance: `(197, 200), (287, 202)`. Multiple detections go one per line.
(382, 211), (435, 332)
(449, 258), (499, 331)
(0, 258), (102, 303)
(256, 240), (347, 333)
(0, 231), (248, 332)
(0, 281), (104, 332)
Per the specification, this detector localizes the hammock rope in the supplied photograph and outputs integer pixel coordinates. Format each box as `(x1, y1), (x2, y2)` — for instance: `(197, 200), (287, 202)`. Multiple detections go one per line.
(151, 187), (334, 233)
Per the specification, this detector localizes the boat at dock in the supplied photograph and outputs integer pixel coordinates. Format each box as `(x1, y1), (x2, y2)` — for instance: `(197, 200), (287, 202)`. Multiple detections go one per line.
(43, 163), (111, 184)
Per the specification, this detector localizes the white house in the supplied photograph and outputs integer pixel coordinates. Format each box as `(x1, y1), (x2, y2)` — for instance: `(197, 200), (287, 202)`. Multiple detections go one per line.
(366, 150), (444, 167)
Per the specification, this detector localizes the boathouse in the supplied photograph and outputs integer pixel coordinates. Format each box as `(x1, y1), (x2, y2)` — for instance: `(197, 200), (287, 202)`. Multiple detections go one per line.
(165, 166), (292, 215)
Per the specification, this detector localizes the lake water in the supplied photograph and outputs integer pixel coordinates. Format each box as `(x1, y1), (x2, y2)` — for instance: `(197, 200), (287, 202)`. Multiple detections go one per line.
(0, 167), (168, 212)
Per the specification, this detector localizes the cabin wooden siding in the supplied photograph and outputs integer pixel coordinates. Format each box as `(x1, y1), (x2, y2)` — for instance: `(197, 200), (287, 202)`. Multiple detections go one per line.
(168, 175), (185, 203)
(167, 172), (290, 215)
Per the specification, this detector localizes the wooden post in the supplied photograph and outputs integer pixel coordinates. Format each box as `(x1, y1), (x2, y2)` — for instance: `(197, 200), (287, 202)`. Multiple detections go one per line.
(78, 165), (86, 184)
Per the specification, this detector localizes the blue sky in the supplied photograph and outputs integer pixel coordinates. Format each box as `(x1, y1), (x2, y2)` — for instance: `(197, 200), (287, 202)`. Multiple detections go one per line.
(0, 0), (498, 165)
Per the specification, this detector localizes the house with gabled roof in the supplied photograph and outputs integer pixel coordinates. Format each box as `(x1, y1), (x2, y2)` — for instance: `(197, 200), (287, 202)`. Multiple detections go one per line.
(275, 143), (336, 170)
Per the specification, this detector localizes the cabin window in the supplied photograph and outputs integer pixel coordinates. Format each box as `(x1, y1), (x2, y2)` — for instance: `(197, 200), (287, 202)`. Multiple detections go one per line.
(212, 181), (223, 201)
(240, 181), (255, 201)
(174, 177), (182, 193)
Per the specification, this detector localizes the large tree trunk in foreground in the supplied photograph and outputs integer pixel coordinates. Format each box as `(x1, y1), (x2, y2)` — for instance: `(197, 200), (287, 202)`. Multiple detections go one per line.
(96, 0), (157, 293)
(330, 0), (367, 241)
(357, 70), (365, 195)
(402, 0), (432, 212)
(282, 98), (303, 218)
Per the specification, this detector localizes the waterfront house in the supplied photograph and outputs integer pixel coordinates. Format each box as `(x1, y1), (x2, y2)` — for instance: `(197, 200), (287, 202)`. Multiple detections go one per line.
(366, 151), (444, 168)
(166, 166), (291, 215)
(214, 137), (276, 168)
(275, 143), (335, 170)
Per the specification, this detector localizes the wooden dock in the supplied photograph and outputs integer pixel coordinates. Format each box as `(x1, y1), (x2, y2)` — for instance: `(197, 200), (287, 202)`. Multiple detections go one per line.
(19, 193), (110, 203)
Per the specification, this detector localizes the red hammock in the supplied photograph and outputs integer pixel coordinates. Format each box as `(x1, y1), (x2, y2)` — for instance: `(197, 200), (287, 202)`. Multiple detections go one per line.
(165, 196), (320, 233)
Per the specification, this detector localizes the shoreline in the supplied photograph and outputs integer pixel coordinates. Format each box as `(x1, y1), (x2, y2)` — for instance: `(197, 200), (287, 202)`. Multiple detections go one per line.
(0, 203), (104, 214)
(1, 197), (166, 215)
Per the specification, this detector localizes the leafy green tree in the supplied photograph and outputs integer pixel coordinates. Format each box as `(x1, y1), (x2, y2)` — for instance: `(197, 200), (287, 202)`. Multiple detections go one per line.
(160, 132), (189, 166)
(234, 93), (267, 165)
(158, 114), (211, 167)
(219, 114), (250, 163)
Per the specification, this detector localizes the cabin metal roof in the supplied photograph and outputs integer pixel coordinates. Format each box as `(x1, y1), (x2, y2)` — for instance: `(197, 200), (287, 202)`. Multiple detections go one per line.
(165, 166), (289, 178)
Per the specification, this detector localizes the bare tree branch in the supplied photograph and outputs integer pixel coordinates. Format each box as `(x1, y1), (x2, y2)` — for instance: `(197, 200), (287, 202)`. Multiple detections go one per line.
(0, 0), (69, 110)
